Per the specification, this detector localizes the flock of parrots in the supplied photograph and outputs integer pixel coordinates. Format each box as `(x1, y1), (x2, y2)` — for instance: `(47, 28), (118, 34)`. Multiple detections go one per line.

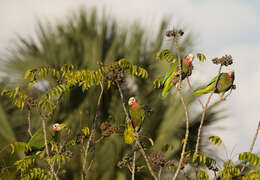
(25, 53), (235, 154)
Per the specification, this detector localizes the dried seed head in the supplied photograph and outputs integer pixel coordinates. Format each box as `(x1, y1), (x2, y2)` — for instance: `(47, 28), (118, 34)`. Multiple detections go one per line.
(117, 154), (133, 168)
(100, 122), (111, 130)
(76, 134), (85, 144)
(64, 150), (73, 158)
(111, 126), (120, 133)
(165, 29), (184, 37)
(212, 55), (233, 66)
(149, 152), (174, 168)
(102, 129), (112, 137)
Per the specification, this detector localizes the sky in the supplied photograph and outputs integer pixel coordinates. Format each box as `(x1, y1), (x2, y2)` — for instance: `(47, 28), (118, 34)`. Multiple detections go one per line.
(0, 0), (259, 159)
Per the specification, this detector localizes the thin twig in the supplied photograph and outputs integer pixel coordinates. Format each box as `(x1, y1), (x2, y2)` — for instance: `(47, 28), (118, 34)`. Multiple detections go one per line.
(27, 108), (32, 137)
(86, 159), (94, 175)
(241, 121), (260, 173)
(81, 84), (104, 180)
(249, 121), (260, 152)
(194, 65), (223, 155)
(95, 136), (104, 144)
(41, 117), (59, 180)
(132, 149), (136, 180)
(115, 81), (158, 180)
(172, 35), (190, 180)
(158, 167), (162, 180)
(186, 77), (204, 108)
(172, 88), (190, 180)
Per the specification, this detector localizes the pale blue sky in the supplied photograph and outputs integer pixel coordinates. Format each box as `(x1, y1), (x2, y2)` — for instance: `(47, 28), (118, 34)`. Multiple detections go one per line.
(0, 0), (259, 158)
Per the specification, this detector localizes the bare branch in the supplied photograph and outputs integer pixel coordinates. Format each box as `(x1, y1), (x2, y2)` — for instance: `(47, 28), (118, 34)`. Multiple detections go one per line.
(41, 116), (59, 180)
(81, 83), (104, 180)
(186, 77), (204, 108)
(241, 121), (260, 173)
(132, 149), (136, 180)
(172, 36), (190, 180)
(249, 121), (260, 152)
(27, 108), (32, 137)
(172, 87), (190, 180)
(158, 167), (162, 180)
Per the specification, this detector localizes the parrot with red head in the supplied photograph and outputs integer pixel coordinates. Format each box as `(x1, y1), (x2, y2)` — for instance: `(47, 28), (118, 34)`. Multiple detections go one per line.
(193, 70), (235, 96)
(161, 54), (194, 99)
(124, 97), (145, 144)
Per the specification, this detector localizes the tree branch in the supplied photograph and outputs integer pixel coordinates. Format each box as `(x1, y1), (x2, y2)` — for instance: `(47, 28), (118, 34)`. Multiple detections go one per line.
(172, 87), (190, 180)
(81, 83), (104, 180)
(132, 149), (136, 180)
(186, 77), (204, 108)
(172, 35), (190, 180)
(249, 121), (260, 153)
(41, 116), (59, 180)
(241, 121), (260, 173)
(27, 108), (32, 137)
(158, 167), (162, 180)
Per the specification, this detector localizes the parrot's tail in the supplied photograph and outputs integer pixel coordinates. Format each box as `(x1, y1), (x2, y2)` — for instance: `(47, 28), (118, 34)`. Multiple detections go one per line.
(124, 125), (134, 144)
(193, 88), (209, 96)
(161, 90), (167, 100)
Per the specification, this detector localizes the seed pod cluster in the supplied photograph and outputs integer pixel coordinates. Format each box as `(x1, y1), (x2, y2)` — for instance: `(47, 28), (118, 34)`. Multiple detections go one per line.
(149, 152), (173, 168)
(117, 153), (132, 168)
(100, 121), (120, 137)
(212, 55), (233, 66)
(103, 64), (125, 84)
(166, 29), (184, 37)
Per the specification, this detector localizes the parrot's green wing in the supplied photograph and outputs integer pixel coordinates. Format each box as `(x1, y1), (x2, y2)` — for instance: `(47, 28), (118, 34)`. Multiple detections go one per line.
(161, 60), (179, 99)
(129, 107), (145, 132)
(216, 73), (233, 93)
(26, 128), (53, 155)
(162, 60), (179, 85)
(161, 71), (178, 99)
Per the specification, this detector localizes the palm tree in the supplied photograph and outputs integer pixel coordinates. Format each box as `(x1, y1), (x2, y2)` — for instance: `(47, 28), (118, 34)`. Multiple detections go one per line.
(0, 9), (224, 180)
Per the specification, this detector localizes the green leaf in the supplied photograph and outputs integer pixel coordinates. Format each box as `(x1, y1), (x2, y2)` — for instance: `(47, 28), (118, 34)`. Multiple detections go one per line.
(197, 170), (209, 180)
(197, 53), (206, 62)
(209, 135), (222, 147)
(82, 127), (90, 136)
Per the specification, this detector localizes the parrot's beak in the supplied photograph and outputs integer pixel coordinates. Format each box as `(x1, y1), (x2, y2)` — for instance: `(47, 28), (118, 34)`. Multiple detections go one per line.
(59, 124), (66, 130)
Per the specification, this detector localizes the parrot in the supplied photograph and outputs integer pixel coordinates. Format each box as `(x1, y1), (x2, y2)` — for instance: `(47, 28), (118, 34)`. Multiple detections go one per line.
(161, 54), (194, 99)
(124, 97), (145, 144)
(25, 123), (65, 155)
(193, 70), (235, 96)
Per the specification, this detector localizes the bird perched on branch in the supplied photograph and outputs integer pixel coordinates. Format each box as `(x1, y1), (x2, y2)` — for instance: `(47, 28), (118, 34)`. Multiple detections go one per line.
(25, 123), (65, 155)
(161, 54), (194, 99)
(193, 70), (235, 97)
(124, 97), (149, 144)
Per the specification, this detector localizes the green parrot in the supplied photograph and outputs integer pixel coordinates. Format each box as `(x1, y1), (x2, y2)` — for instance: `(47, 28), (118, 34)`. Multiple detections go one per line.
(25, 123), (65, 155)
(124, 97), (145, 144)
(161, 54), (194, 99)
(193, 70), (235, 96)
